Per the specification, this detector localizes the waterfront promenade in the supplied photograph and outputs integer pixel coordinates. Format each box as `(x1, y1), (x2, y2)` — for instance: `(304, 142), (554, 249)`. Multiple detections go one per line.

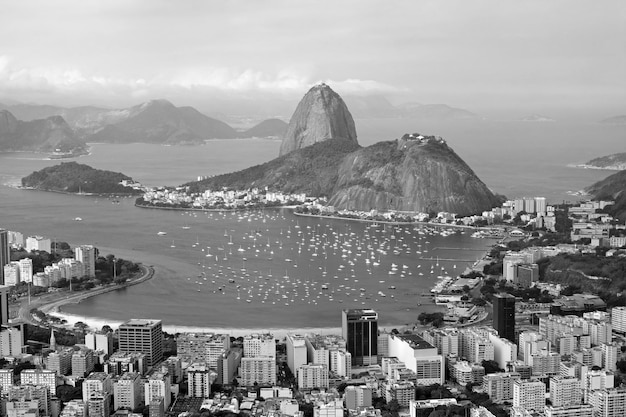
(13, 264), (154, 330)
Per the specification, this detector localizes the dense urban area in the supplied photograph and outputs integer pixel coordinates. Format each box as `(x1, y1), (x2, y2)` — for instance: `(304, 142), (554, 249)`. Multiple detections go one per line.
(1, 194), (626, 417)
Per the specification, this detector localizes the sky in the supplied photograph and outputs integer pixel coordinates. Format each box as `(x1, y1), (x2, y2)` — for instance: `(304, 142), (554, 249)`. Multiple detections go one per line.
(0, 0), (624, 117)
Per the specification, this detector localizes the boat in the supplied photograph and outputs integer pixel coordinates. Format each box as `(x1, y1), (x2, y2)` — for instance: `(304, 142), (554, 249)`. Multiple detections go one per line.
(74, 217), (83, 221)
(157, 231), (167, 236)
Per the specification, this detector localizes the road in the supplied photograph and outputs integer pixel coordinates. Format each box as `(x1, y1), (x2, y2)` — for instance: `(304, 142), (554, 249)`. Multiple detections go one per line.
(14, 264), (154, 329)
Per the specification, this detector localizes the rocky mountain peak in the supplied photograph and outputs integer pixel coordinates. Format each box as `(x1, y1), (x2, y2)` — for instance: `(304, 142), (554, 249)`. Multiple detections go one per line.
(279, 83), (358, 156)
(0, 110), (19, 134)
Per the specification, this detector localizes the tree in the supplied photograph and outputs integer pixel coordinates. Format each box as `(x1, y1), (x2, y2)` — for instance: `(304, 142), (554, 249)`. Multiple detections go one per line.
(102, 325), (113, 333)
(482, 360), (503, 374)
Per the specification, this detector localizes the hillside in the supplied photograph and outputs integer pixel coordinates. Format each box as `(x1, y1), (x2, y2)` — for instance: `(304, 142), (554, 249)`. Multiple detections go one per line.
(87, 100), (238, 144)
(0, 110), (85, 152)
(586, 170), (626, 221)
(185, 138), (361, 196)
(240, 118), (288, 138)
(581, 152), (626, 170)
(599, 115), (626, 125)
(328, 134), (500, 215)
(22, 162), (141, 195)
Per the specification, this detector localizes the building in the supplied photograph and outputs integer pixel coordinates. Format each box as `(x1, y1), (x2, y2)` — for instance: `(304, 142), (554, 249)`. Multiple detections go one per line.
(177, 332), (230, 368)
(72, 347), (95, 378)
(74, 245), (96, 278)
(344, 385), (372, 410)
(0, 229), (11, 285)
(105, 351), (147, 376)
(482, 372), (521, 403)
(342, 309), (378, 366)
(421, 328), (460, 357)
(550, 376), (582, 407)
(243, 333), (275, 358)
(113, 372), (141, 410)
(385, 381), (415, 407)
(188, 364), (213, 398)
(25, 236), (51, 253)
(20, 370), (58, 396)
(18, 258), (33, 283)
(329, 349), (351, 378)
(544, 404), (593, 417)
(387, 333), (444, 385)
(82, 372), (113, 401)
(298, 363), (329, 390)
(145, 370), (171, 410)
(589, 388), (626, 417)
(493, 293), (516, 343)
(239, 357), (276, 386)
(7, 385), (50, 416)
(4, 262), (20, 286)
(489, 333), (517, 370)
(513, 379), (545, 413)
(46, 348), (73, 376)
(1, 325), (24, 357)
(87, 392), (112, 417)
(118, 319), (163, 367)
(217, 349), (242, 385)
(0, 285), (10, 325)
(85, 331), (114, 357)
(286, 334), (308, 374)
(611, 307), (626, 334)
(450, 360), (485, 385)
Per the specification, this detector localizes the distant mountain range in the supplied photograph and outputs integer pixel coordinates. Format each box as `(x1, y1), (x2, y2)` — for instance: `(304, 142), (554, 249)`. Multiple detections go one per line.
(0, 100), (289, 151)
(343, 95), (480, 120)
(519, 114), (556, 122)
(599, 115), (626, 125)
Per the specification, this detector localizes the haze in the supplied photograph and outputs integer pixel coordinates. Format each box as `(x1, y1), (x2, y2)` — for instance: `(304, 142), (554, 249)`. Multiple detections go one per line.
(1, 0), (624, 119)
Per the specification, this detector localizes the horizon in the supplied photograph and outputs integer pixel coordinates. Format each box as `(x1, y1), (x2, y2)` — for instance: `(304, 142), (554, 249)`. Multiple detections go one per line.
(1, 1), (624, 120)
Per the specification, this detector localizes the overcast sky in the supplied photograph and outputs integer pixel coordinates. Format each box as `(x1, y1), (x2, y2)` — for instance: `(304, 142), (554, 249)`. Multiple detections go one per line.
(0, 0), (624, 115)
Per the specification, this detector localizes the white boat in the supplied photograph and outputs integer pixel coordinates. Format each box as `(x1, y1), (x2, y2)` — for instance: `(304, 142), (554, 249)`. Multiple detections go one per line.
(74, 217), (83, 221)
(157, 231), (167, 236)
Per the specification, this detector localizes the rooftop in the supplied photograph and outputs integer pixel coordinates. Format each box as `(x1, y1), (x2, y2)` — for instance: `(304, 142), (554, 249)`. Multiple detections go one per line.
(120, 319), (162, 327)
(395, 334), (435, 350)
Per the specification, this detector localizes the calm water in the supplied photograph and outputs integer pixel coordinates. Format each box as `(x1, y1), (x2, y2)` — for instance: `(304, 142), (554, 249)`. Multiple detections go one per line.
(0, 119), (623, 330)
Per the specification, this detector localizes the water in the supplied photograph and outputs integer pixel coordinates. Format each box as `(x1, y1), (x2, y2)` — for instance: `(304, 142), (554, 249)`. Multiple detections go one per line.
(0, 119), (623, 330)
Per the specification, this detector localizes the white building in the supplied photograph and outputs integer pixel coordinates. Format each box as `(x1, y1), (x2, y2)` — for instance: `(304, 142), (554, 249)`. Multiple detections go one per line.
(286, 334), (308, 375)
(589, 388), (626, 417)
(3, 262), (20, 286)
(145, 370), (172, 409)
(239, 357), (276, 386)
(74, 245), (96, 278)
(550, 376), (581, 407)
(188, 364), (213, 398)
(482, 372), (521, 403)
(387, 333), (444, 385)
(113, 372), (141, 410)
(25, 236), (51, 253)
(20, 370), (58, 396)
(297, 364), (329, 390)
(18, 258), (33, 283)
(489, 333), (517, 370)
(243, 334), (275, 358)
(512, 379), (545, 413)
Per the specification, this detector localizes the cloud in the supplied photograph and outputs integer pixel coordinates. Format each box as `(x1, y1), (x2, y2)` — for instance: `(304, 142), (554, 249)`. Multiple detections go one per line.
(0, 56), (402, 105)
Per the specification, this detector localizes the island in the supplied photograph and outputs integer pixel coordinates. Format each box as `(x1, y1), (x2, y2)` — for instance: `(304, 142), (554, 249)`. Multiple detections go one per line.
(21, 161), (145, 195)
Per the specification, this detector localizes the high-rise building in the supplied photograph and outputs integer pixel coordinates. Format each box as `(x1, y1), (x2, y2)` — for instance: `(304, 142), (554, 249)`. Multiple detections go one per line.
(611, 307), (626, 334)
(512, 379), (546, 413)
(3, 262), (20, 286)
(20, 369), (58, 396)
(118, 319), (163, 367)
(113, 372), (141, 410)
(188, 364), (213, 398)
(344, 385), (372, 410)
(297, 364), (329, 390)
(0, 229), (9, 285)
(589, 388), (626, 417)
(71, 347), (95, 377)
(145, 370), (172, 408)
(0, 324), (24, 357)
(342, 309), (378, 366)
(239, 357), (276, 386)
(286, 334), (308, 374)
(75, 245), (97, 278)
(25, 236), (51, 253)
(0, 285), (10, 325)
(550, 376), (581, 407)
(243, 333), (275, 358)
(85, 331), (114, 357)
(544, 404), (593, 417)
(87, 392), (111, 417)
(82, 372), (113, 401)
(482, 372), (521, 403)
(177, 333), (230, 368)
(18, 258), (33, 283)
(493, 293), (516, 343)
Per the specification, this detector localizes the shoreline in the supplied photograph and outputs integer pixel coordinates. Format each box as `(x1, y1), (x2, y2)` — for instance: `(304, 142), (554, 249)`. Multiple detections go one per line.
(15, 264), (154, 330)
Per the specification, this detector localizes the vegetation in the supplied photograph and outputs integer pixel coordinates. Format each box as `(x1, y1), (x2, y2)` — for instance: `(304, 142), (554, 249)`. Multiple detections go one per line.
(185, 138), (361, 197)
(586, 170), (626, 221)
(21, 162), (141, 195)
(418, 312), (445, 327)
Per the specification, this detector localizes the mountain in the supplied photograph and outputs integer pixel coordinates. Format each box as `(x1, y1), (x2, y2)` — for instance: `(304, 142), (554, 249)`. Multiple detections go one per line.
(186, 138), (361, 196)
(0, 110), (85, 152)
(520, 114), (556, 122)
(22, 161), (141, 194)
(328, 134), (500, 215)
(279, 84), (358, 156)
(580, 152), (626, 170)
(87, 99), (238, 144)
(599, 115), (626, 125)
(185, 133), (498, 216)
(239, 119), (288, 138)
(586, 170), (626, 221)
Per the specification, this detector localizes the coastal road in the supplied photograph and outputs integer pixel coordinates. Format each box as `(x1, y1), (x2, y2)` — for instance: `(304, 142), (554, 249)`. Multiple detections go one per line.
(13, 264), (154, 330)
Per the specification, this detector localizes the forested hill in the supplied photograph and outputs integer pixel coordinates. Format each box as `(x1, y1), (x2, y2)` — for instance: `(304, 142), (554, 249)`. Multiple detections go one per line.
(22, 162), (142, 195)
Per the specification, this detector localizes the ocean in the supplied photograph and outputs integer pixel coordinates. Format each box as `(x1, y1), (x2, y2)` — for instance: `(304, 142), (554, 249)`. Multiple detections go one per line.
(0, 118), (623, 332)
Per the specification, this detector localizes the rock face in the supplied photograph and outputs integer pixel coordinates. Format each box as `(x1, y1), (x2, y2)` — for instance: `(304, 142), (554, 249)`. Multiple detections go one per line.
(279, 83), (358, 156)
(0, 110), (84, 152)
(328, 134), (500, 216)
(582, 152), (626, 170)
